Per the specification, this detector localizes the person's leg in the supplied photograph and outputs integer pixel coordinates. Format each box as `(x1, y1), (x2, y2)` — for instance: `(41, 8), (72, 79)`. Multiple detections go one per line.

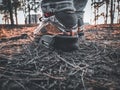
(41, 0), (78, 32)
(73, 0), (88, 38)
(34, 0), (76, 35)
(41, 0), (75, 14)
(73, 0), (88, 26)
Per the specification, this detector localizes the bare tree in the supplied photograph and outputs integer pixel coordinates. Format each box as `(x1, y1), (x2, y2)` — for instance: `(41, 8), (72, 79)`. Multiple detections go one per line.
(110, 0), (114, 24)
(12, 0), (21, 25)
(117, 0), (120, 23)
(91, 0), (119, 24)
(104, 0), (110, 24)
(2, 14), (10, 24)
(8, 0), (14, 25)
(91, 0), (104, 24)
(21, 0), (40, 24)
(1, 0), (14, 25)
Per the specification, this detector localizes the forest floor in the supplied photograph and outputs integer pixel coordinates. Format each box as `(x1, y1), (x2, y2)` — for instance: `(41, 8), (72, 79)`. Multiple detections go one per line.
(0, 24), (120, 90)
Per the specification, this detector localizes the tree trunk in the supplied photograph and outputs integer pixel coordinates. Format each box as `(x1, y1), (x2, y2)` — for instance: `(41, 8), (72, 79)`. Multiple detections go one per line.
(5, 19), (7, 24)
(105, 4), (108, 24)
(28, 4), (31, 24)
(34, 13), (37, 24)
(94, 8), (97, 25)
(110, 0), (114, 24)
(113, 0), (115, 23)
(117, 0), (120, 23)
(8, 0), (14, 25)
(15, 8), (18, 25)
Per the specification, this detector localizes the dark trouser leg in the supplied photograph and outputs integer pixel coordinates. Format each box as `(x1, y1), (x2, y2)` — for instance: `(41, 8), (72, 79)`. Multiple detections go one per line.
(40, 0), (88, 31)
(73, 0), (88, 26)
(41, 0), (75, 14)
(41, 0), (88, 27)
(41, 0), (78, 31)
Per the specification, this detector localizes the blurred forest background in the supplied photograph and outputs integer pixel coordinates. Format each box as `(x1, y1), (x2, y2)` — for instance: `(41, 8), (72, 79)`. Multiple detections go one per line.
(0, 0), (120, 25)
(0, 1), (120, 90)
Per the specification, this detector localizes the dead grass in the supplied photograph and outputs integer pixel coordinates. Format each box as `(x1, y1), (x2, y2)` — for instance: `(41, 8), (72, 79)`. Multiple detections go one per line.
(0, 24), (120, 90)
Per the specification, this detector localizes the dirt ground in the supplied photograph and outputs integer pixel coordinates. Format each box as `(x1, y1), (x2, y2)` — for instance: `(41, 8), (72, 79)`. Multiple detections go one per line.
(0, 24), (120, 90)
